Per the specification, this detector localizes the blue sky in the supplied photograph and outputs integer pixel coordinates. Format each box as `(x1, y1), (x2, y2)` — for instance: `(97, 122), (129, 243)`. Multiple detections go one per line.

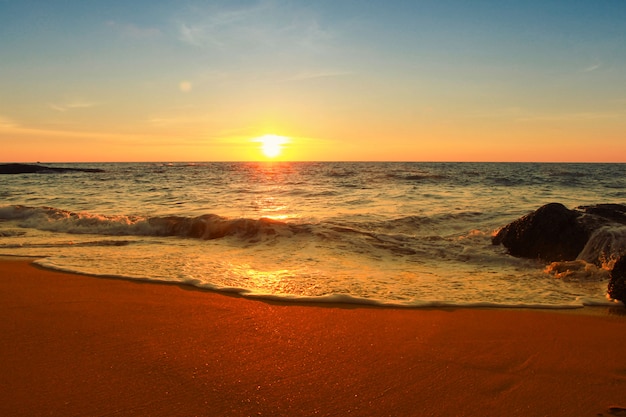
(1, 0), (625, 161)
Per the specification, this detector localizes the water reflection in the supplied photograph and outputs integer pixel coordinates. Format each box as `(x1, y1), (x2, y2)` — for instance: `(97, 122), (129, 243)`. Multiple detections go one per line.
(252, 195), (292, 220)
(244, 162), (299, 221)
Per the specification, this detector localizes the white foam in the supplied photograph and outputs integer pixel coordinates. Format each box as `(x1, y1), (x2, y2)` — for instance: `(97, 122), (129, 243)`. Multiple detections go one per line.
(578, 225), (626, 268)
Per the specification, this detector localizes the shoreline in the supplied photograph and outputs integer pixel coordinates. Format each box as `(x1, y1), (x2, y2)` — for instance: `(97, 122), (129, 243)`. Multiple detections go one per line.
(5, 254), (621, 312)
(1, 258), (626, 416)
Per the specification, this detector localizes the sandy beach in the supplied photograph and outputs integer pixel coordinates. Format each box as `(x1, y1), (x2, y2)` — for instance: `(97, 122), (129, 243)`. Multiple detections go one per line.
(1, 257), (626, 417)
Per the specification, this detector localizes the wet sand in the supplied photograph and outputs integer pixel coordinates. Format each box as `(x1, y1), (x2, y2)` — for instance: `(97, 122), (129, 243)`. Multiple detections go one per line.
(1, 258), (626, 417)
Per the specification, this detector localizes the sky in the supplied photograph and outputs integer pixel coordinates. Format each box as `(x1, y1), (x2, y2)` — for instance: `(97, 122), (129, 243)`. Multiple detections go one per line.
(1, 0), (625, 162)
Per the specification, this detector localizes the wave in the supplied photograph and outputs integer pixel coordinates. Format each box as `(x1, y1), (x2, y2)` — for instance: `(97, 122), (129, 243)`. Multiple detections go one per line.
(544, 260), (611, 281)
(0, 229), (26, 237)
(386, 172), (447, 182)
(0, 205), (307, 240)
(0, 239), (132, 249)
(577, 225), (626, 268)
(0, 205), (496, 266)
(1, 205), (481, 238)
(488, 176), (525, 186)
(29, 257), (618, 309)
(549, 170), (585, 177)
(3, 203), (616, 309)
(325, 169), (357, 178)
(147, 214), (306, 239)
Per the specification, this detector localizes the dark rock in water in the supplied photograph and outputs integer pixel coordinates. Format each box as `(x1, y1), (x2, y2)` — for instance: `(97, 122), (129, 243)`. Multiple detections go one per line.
(608, 256), (626, 303)
(492, 203), (589, 262)
(493, 202), (626, 265)
(494, 203), (626, 298)
(0, 163), (104, 174)
(578, 204), (626, 226)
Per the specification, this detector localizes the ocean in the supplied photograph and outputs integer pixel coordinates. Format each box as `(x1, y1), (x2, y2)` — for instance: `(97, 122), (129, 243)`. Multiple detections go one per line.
(1, 162), (625, 308)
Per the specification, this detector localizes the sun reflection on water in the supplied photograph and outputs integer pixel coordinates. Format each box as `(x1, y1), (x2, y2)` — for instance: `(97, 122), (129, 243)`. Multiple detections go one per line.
(251, 196), (292, 220)
(242, 162), (301, 221)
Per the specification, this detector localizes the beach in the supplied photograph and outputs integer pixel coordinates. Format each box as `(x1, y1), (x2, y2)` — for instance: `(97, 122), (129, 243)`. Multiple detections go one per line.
(1, 257), (626, 417)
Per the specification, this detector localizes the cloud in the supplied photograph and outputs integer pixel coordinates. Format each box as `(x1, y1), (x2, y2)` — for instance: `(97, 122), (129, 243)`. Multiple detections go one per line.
(175, 1), (333, 53)
(49, 99), (100, 112)
(0, 115), (18, 129)
(294, 18), (333, 51)
(178, 22), (208, 46)
(516, 111), (623, 122)
(582, 63), (601, 73)
(175, 3), (265, 48)
(288, 70), (353, 81)
(146, 114), (200, 127)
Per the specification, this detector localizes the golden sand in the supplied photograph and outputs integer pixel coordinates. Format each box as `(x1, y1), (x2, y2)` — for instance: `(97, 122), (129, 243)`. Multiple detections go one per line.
(1, 258), (625, 416)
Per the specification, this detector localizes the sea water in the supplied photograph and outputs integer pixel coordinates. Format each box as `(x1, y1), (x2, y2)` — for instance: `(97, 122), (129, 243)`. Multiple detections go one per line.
(1, 162), (625, 308)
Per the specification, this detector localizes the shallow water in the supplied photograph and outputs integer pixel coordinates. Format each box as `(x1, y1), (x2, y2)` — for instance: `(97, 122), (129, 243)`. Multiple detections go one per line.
(1, 162), (624, 307)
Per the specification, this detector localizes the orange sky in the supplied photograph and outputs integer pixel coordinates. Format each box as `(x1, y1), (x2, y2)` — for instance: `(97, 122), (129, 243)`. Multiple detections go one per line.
(1, 1), (625, 162)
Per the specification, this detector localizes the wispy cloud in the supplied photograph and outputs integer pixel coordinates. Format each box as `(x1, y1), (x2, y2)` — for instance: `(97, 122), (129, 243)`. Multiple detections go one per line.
(146, 116), (185, 126)
(0, 115), (18, 129)
(176, 1), (272, 47)
(145, 112), (205, 127)
(516, 111), (623, 122)
(582, 63), (601, 73)
(178, 22), (208, 47)
(466, 107), (624, 123)
(175, 1), (333, 53)
(288, 70), (353, 81)
(49, 99), (100, 112)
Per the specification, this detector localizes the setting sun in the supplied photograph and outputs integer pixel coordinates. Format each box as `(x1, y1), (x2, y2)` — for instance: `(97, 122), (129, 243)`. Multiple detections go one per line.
(254, 134), (289, 159)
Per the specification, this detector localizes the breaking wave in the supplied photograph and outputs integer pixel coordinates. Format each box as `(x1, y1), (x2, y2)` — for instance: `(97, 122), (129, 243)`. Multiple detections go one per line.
(0, 205), (308, 240)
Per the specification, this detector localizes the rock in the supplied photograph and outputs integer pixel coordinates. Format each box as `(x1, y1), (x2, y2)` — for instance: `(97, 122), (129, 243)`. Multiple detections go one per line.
(578, 204), (626, 225)
(608, 256), (626, 303)
(493, 202), (626, 265)
(492, 203), (589, 262)
(494, 203), (626, 298)
(0, 163), (104, 174)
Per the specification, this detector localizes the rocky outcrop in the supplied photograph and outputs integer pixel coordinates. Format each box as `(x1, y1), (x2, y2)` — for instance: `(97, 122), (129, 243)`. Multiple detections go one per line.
(492, 203), (589, 262)
(493, 202), (626, 266)
(608, 256), (626, 303)
(494, 203), (626, 303)
(0, 163), (104, 174)
(579, 204), (626, 225)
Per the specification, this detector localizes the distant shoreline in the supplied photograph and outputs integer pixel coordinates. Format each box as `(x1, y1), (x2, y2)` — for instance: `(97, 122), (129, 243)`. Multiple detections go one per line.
(0, 163), (104, 174)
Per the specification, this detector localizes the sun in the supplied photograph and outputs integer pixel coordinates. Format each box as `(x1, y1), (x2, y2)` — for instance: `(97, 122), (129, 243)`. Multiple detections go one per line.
(254, 134), (289, 159)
